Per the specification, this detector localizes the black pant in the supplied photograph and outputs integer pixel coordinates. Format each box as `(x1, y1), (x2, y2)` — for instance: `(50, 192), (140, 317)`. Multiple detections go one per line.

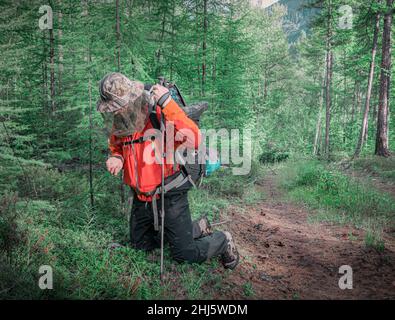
(130, 192), (227, 263)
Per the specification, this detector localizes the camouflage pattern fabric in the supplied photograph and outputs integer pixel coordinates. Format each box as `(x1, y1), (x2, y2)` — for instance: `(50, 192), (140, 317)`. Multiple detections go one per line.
(97, 72), (150, 137)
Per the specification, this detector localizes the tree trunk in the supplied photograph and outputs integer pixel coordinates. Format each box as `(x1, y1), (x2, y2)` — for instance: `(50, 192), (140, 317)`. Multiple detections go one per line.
(263, 71), (268, 100)
(202, 0), (208, 96)
(342, 50), (347, 145)
(58, 1), (63, 96)
(42, 30), (48, 112)
(116, 0), (121, 72)
(313, 66), (326, 155)
(352, 81), (357, 121)
(375, 0), (393, 157)
(116, 0), (125, 210)
(195, 0), (201, 96)
(324, 0), (333, 157)
(156, 8), (166, 78)
(170, 1), (175, 81)
(49, 27), (55, 113)
(354, 5), (381, 158)
(211, 31), (216, 112)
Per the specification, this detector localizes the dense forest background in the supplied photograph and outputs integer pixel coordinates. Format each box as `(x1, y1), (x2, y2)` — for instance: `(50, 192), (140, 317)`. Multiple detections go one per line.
(0, 0), (394, 299)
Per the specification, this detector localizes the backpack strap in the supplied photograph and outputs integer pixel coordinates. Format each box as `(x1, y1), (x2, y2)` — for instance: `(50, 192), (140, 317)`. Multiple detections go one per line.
(123, 136), (153, 145)
(132, 171), (191, 231)
(151, 171), (190, 231)
(148, 102), (161, 130)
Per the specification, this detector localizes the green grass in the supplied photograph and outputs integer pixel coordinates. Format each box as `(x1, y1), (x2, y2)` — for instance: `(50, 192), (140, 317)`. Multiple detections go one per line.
(242, 281), (255, 298)
(4, 156), (392, 298)
(1, 194), (221, 299)
(277, 159), (395, 250)
(0, 162), (266, 299)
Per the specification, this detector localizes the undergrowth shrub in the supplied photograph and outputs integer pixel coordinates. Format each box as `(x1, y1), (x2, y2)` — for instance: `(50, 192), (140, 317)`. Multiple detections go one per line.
(16, 166), (89, 201)
(259, 150), (289, 164)
(352, 156), (395, 182)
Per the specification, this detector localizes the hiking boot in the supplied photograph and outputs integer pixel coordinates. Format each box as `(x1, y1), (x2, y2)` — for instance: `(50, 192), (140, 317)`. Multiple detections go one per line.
(197, 215), (212, 237)
(221, 231), (239, 270)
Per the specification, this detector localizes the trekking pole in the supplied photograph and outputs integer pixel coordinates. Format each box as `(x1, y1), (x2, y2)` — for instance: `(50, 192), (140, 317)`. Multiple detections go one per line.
(160, 110), (165, 281)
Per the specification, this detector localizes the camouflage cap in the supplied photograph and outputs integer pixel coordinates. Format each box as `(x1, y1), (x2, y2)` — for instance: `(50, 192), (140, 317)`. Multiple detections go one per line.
(96, 72), (144, 113)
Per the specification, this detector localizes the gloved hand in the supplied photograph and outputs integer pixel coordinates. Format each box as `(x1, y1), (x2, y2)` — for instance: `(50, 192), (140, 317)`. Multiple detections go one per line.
(106, 156), (123, 176)
(152, 84), (172, 108)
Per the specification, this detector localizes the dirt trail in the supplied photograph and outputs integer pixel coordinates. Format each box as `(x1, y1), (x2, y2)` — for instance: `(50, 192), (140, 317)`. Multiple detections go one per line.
(210, 175), (395, 299)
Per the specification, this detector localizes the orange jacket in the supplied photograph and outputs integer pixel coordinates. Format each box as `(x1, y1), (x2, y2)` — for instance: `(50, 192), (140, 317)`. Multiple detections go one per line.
(109, 98), (201, 202)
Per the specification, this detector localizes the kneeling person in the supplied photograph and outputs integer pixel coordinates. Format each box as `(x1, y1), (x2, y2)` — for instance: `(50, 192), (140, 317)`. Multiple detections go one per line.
(97, 72), (239, 269)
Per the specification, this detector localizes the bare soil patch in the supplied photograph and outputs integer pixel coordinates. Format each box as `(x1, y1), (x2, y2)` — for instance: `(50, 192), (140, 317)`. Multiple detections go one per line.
(209, 175), (395, 299)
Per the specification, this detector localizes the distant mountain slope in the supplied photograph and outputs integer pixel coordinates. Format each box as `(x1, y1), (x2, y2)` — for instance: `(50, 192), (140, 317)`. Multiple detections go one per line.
(250, 0), (319, 43)
(280, 0), (319, 42)
(250, 0), (281, 8)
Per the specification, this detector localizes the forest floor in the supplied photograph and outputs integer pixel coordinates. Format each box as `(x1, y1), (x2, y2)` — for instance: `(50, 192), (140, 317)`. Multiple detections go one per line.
(343, 166), (395, 198)
(2, 157), (394, 299)
(206, 172), (395, 300)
